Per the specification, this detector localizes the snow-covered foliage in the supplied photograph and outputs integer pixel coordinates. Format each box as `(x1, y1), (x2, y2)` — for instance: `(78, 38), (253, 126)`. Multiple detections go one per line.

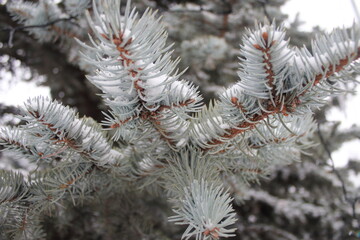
(1, 0), (360, 239)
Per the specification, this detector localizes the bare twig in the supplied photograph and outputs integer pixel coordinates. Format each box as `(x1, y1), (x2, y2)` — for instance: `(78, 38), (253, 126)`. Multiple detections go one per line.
(317, 123), (360, 230)
(1, 16), (78, 47)
(257, 0), (271, 20)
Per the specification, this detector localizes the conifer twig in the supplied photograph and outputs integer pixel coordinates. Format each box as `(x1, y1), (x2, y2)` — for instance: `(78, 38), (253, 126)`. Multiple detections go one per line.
(1, 15), (78, 47)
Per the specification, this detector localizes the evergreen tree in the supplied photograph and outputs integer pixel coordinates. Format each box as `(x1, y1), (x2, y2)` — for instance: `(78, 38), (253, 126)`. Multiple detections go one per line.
(0, 0), (360, 239)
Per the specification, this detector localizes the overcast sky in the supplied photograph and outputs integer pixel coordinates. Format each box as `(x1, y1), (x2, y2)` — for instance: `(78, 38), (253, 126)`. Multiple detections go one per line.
(282, 0), (360, 185)
(283, 0), (358, 31)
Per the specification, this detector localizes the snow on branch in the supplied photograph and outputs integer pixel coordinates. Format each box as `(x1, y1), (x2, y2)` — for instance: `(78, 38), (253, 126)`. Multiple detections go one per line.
(21, 97), (122, 167)
(0, 127), (47, 162)
(169, 180), (237, 240)
(77, 0), (202, 148)
(2, 0), (360, 239)
(194, 23), (360, 152)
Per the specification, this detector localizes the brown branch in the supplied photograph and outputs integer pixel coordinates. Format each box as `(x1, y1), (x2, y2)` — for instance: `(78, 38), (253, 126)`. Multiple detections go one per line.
(19, 208), (28, 231)
(59, 164), (96, 190)
(148, 99), (196, 146)
(28, 110), (63, 140)
(50, 24), (80, 39)
(248, 133), (300, 149)
(219, 14), (229, 38)
(203, 227), (220, 239)
(28, 110), (103, 163)
(204, 47), (360, 150)
(236, 168), (263, 174)
(231, 97), (247, 113)
(107, 32), (196, 147)
(0, 195), (20, 205)
(0, 136), (28, 151)
(0, 136), (36, 157)
(157, 99), (196, 112)
(253, 32), (277, 103)
(109, 99), (195, 130)
(109, 33), (173, 144)
(110, 116), (135, 129)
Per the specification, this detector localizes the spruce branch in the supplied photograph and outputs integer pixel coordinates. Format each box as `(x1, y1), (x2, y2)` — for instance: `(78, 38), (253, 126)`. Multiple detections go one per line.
(1, 15), (78, 47)
(4, 0), (82, 47)
(169, 180), (237, 240)
(21, 97), (122, 167)
(0, 127), (45, 162)
(78, 0), (202, 148)
(164, 148), (223, 200)
(2, 0), (360, 239)
(0, 169), (28, 205)
(194, 23), (360, 152)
